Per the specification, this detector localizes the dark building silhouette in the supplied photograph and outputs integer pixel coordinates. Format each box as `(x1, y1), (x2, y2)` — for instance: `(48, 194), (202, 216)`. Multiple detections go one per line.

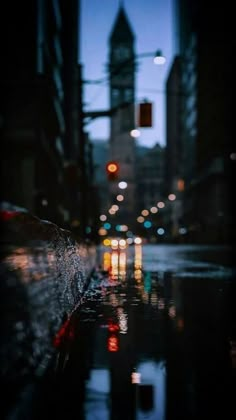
(92, 140), (109, 215)
(0, 0), (81, 230)
(135, 143), (166, 240)
(165, 56), (185, 240)
(165, 56), (182, 196)
(174, 0), (234, 243)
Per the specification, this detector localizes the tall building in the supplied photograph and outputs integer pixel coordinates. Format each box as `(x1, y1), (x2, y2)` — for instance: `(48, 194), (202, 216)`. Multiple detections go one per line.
(165, 56), (185, 239)
(136, 144), (165, 211)
(135, 143), (166, 241)
(165, 56), (182, 195)
(108, 6), (137, 231)
(174, 0), (234, 243)
(0, 0), (81, 229)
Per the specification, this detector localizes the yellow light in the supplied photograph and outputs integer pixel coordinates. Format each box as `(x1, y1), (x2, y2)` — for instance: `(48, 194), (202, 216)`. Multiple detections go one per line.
(103, 238), (111, 246)
(134, 268), (142, 281)
(111, 251), (119, 278)
(103, 252), (111, 271)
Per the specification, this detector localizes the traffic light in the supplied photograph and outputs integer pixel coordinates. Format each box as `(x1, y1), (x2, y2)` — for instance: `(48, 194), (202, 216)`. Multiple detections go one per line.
(106, 161), (119, 181)
(138, 102), (152, 127)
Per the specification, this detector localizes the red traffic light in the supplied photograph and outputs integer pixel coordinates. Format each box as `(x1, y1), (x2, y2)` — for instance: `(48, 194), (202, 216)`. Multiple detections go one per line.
(106, 161), (119, 180)
(138, 102), (152, 127)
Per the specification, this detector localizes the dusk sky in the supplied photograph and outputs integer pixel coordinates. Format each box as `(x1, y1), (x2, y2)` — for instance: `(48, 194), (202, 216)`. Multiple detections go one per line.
(81, 0), (175, 148)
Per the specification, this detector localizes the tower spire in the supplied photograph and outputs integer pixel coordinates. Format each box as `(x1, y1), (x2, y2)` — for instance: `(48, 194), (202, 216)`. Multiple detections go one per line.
(109, 3), (135, 43)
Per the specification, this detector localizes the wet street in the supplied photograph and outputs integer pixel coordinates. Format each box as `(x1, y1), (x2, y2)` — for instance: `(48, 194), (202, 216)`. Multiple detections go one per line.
(2, 1), (235, 419)
(35, 243), (236, 420)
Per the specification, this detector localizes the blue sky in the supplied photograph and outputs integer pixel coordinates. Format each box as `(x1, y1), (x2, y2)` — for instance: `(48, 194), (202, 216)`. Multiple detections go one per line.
(81, 0), (175, 147)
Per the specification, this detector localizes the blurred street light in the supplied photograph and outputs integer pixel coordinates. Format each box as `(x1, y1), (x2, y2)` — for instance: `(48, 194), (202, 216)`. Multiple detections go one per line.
(130, 129), (140, 138)
(118, 181), (128, 189)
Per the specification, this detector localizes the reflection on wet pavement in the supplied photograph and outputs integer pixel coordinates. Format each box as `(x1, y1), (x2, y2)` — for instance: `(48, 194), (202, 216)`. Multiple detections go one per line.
(44, 244), (236, 420)
(0, 211), (96, 420)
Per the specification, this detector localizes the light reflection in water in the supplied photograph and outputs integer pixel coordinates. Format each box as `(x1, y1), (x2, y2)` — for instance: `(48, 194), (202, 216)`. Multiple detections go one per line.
(150, 292), (158, 307)
(135, 360), (166, 420)
(85, 368), (110, 420)
(103, 251), (111, 272)
(134, 243), (142, 282)
(103, 249), (127, 281)
(142, 291), (150, 304)
(110, 251), (119, 280)
(119, 251), (126, 280)
(168, 304), (176, 318)
(117, 306), (128, 334)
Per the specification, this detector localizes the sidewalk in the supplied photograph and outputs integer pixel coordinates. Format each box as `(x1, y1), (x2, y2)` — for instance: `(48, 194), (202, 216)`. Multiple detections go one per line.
(0, 202), (97, 417)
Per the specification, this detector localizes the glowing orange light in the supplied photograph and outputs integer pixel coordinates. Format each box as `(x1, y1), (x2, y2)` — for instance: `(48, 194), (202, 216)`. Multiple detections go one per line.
(106, 162), (118, 173)
(106, 161), (119, 181)
(177, 179), (185, 191)
(108, 335), (119, 352)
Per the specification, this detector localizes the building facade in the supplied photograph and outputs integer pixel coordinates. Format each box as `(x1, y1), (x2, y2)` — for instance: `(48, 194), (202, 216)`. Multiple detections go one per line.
(0, 0), (81, 230)
(174, 0), (234, 243)
(165, 56), (185, 240)
(135, 143), (166, 241)
(108, 6), (137, 232)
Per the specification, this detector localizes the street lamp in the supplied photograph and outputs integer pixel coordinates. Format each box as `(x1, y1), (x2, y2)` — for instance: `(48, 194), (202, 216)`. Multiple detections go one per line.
(138, 50), (166, 65)
(83, 50), (166, 86)
(82, 49), (166, 128)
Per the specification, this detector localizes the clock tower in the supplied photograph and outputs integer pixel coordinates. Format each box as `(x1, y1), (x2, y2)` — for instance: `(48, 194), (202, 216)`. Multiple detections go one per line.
(108, 6), (137, 231)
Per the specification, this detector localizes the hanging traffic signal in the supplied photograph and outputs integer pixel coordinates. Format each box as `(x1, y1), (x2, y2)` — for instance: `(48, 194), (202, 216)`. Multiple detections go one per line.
(138, 102), (153, 127)
(106, 161), (119, 181)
